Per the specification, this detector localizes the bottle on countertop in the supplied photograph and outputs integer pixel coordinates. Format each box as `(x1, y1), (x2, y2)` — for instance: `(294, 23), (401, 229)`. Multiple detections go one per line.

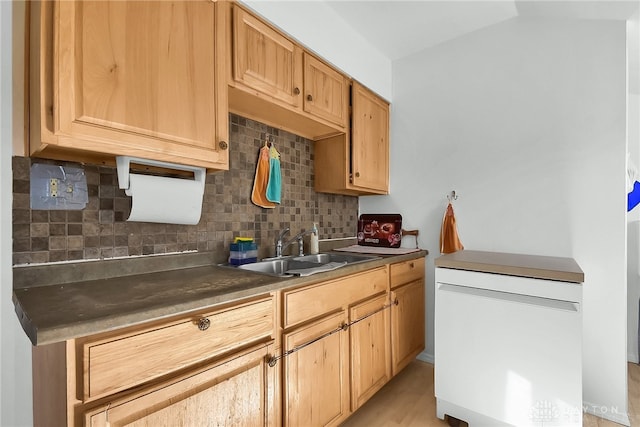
(310, 223), (319, 255)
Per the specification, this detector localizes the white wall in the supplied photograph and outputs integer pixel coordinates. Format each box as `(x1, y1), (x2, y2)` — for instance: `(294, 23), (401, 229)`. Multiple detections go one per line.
(239, 0), (392, 100)
(627, 15), (640, 365)
(628, 92), (640, 364)
(1, 2), (33, 426)
(361, 17), (629, 423)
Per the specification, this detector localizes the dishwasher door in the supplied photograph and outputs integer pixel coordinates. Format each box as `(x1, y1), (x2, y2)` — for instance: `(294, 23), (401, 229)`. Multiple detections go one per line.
(435, 268), (582, 427)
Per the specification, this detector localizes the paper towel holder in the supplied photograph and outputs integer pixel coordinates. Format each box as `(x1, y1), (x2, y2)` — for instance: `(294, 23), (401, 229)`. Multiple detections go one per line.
(116, 156), (207, 225)
(116, 156), (206, 190)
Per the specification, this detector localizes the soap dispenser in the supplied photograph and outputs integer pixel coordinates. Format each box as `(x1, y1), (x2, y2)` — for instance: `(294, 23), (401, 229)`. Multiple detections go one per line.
(310, 223), (319, 254)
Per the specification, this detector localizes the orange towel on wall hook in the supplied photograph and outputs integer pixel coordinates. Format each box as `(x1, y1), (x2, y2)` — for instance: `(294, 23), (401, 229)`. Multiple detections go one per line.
(251, 145), (276, 209)
(440, 202), (464, 254)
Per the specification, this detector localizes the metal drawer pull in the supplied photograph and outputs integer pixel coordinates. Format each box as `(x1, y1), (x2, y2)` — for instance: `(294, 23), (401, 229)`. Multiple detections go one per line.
(267, 322), (348, 367)
(350, 302), (394, 327)
(196, 318), (211, 331)
(268, 301), (396, 367)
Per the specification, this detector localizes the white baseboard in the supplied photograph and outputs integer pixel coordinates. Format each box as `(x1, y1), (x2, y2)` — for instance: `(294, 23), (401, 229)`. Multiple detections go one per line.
(417, 351), (434, 364)
(582, 401), (630, 426)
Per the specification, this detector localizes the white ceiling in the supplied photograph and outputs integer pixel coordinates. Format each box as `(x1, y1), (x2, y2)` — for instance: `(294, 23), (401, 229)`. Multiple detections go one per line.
(325, 0), (639, 60)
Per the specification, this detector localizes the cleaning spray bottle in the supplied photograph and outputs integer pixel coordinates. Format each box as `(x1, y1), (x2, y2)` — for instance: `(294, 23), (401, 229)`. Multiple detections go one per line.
(310, 222), (319, 254)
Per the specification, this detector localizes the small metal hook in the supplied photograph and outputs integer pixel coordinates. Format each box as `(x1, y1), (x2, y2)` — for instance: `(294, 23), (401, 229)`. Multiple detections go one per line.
(447, 190), (458, 202)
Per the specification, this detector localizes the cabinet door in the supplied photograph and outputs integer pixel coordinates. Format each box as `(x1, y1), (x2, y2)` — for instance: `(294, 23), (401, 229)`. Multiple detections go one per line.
(351, 82), (390, 193)
(350, 293), (391, 410)
(283, 311), (350, 427)
(47, 1), (228, 170)
(303, 54), (349, 128)
(233, 7), (302, 108)
(84, 343), (276, 427)
(391, 279), (425, 376)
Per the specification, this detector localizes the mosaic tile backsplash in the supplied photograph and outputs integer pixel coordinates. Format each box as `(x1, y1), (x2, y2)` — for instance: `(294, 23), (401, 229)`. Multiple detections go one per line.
(12, 114), (359, 265)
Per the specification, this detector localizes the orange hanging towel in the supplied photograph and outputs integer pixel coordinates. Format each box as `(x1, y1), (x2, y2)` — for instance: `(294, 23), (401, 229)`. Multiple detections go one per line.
(440, 202), (464, 254)
(251, 145), (276, 209)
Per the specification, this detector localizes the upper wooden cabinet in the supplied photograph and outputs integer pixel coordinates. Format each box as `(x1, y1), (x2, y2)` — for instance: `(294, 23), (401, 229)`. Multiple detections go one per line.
(233, 6), (302, 109)
(315, 82), (390, 195)
(351, 82), (390, 192)
(228, 4), (348, 139)
(303, 53), (349, 128)
(29, 0), (229, 171)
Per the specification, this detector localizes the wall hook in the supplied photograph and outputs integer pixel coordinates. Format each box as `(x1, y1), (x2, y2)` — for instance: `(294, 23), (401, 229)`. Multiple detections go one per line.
(447, 190), (458, 202)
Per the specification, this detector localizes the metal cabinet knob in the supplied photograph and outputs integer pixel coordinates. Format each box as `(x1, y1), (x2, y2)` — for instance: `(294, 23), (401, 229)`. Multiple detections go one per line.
(307, 94), (313, 102)
(293, 87), (300, 95)
(355, 172), (360, 178)
(197, 318), (211, 331)
(219, 141), (228, 150)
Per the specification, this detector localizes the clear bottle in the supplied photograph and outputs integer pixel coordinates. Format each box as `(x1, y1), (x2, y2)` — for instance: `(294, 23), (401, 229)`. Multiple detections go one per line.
(310, 222), (319, 254)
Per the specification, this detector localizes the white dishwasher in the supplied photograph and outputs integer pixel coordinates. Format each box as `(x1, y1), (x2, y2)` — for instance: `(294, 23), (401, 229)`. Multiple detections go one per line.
(434, 251), (584, 427)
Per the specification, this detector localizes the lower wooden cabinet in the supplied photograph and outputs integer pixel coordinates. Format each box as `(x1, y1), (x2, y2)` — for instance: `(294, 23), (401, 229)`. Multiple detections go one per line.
(391, 279), (426, 376)
(31, 259), (426, 426)
(32, 295), (277, 427)
(83, 342), (275, 427)
(349, 293), (392, 410)
(282, 310), (350, 427)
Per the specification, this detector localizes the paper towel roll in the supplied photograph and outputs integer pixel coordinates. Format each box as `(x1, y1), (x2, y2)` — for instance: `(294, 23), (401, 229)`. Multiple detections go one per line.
(126, 173), (203, 225)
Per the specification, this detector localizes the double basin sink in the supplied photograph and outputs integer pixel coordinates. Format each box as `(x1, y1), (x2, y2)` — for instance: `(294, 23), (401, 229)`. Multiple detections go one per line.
(235, 252), (380, 277)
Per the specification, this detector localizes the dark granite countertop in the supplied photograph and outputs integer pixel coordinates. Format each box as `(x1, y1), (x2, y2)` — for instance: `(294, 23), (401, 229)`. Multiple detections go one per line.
(13, 250), (428, 346)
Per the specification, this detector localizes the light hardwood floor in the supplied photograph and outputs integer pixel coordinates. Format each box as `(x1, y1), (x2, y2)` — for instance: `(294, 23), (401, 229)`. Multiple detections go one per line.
(342, 360), (640, 427)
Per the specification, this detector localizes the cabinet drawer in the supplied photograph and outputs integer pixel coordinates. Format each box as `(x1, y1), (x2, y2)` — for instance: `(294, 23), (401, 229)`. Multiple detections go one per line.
(82, 297), (274, 400)
(283, 267), (388, 328)
(84, 342), (275, 427)
(390, 258), (425, 289)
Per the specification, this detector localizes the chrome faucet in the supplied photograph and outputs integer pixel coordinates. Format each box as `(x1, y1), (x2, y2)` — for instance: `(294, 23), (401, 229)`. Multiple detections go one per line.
(275, 228), (314, 257)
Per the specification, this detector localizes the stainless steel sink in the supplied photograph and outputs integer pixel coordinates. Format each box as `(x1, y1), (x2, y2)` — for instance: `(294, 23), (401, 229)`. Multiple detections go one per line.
(236, 258), (319, 276)
(235, 252), (380, 277)
(292, 252), (380, 265)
